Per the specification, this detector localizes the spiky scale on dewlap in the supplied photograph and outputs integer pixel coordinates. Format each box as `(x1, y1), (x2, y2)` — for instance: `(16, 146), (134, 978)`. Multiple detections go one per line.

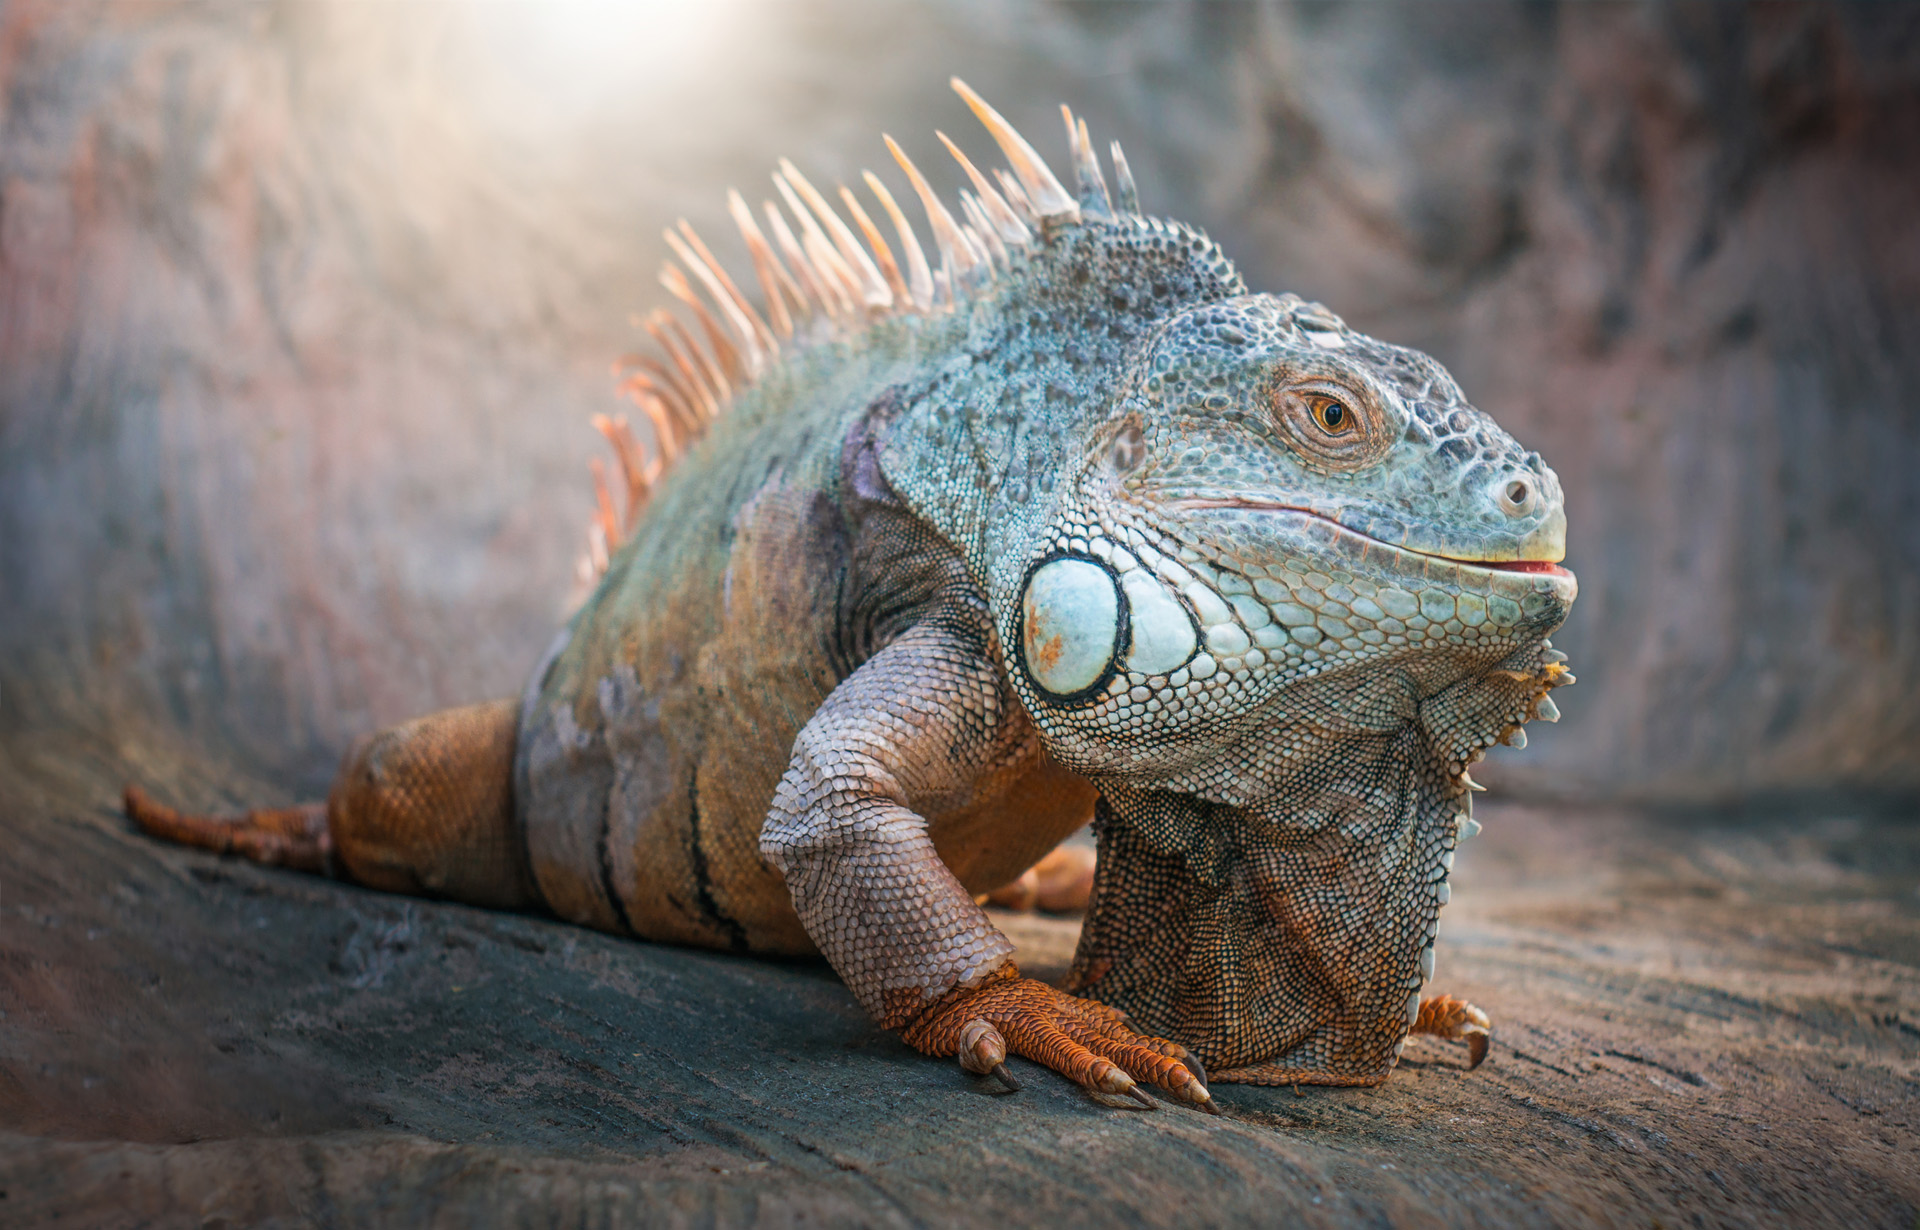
(128, 79), (1576, 1115)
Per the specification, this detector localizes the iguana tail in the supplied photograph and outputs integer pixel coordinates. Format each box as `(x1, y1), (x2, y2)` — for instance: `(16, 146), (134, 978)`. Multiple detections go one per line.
(126, 699), (540, 911)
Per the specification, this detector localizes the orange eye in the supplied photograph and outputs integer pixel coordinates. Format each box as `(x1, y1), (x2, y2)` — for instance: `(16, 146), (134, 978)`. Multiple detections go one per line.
(1309, 395), (1353, 435)
(1270, 381), (1389, 472)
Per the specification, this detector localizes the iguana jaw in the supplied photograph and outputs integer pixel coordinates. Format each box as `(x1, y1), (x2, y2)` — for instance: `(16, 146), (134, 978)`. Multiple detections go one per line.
(1165, 497), (1574, 580)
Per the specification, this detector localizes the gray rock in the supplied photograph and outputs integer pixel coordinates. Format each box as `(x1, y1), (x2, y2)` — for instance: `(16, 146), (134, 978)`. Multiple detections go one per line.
(5, 747), (1917, 1225)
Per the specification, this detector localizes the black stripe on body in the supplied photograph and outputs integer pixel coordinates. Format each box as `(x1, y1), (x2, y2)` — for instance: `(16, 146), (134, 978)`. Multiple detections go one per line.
(597, 811), (639, 935)
(686, 767), (750, 952)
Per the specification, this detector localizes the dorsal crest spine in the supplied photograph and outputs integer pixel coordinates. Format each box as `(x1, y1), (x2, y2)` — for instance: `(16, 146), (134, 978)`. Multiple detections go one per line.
(582, 80), (1148, 580)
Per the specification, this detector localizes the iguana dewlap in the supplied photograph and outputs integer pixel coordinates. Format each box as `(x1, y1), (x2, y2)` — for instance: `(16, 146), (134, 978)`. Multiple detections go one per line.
(128, 81), (1577, 1112)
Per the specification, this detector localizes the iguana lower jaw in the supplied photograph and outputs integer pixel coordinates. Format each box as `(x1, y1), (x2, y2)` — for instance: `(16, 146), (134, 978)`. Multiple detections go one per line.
(1161, 496), (1575, 578)
(1005, 485), (1576, 784)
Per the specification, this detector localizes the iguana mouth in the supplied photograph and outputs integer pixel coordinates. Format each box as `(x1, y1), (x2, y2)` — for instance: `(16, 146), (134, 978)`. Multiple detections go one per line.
(1165, 497), (1574, 579)
(1474, 558), (1573, 576)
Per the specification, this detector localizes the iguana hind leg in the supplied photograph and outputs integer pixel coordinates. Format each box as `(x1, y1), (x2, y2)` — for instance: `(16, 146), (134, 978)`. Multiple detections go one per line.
(127, 699), (538, 911)
(1411, 993), (1492, 1069)
(124, 788), (332, 873)
(981, 842), (1096, 913)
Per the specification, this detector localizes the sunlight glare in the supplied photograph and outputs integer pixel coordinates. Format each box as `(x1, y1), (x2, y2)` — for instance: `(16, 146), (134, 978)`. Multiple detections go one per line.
(459, 0), (731, 121)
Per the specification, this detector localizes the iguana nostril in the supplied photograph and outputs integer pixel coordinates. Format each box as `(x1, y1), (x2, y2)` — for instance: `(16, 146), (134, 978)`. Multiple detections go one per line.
(1497, 477), (1535, 517)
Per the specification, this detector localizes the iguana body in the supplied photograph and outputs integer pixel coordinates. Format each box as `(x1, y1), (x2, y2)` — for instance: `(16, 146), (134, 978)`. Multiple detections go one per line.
(129, 82), (1576, 1110)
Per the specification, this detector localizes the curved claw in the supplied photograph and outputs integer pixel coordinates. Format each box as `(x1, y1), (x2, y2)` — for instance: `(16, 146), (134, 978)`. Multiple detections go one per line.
(905, 971), (1215, 1113)
(1412, 993), (1494, 1071)
(991, 1062), (1022, 1092)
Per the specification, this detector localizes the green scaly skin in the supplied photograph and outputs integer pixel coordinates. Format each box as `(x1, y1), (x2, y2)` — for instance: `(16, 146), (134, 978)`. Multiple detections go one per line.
(516, 113), (1575, 1108)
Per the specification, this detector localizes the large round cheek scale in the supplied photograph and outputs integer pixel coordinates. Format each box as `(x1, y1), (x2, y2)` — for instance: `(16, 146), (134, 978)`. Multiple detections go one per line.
(1021, 558), (1122, 697)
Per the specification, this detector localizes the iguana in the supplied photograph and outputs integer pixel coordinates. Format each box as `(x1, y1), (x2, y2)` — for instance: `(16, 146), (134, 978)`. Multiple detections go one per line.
(127, 80), (1576, 1114)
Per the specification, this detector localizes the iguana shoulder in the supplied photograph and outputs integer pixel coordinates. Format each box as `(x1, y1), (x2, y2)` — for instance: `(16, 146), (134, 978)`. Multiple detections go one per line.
(517, 90), (1160, 953)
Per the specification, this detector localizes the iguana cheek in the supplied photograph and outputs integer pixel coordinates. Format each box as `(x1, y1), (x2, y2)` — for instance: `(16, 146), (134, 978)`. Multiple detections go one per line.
(1020, 556), (1122, 699)
(1118, 570), (1197, 675)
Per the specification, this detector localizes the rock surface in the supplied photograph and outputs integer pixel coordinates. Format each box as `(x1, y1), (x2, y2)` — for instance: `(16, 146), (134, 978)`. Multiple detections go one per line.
(3, 746), (1917, 1226)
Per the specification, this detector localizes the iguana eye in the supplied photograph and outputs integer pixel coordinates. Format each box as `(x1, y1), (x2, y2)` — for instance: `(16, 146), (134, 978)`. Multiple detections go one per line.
(1271, 379), (1394, 472)
(1309, 396), (1352, 436)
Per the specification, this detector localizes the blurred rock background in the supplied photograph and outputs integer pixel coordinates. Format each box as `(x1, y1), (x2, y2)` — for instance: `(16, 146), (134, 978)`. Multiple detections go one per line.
(3, 0), (1916, 806)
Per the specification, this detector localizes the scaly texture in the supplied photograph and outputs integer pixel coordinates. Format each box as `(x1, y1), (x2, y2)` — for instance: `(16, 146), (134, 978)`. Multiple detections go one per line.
(901, 965), (1216, 1109)
(325, 699), (536, 911)
(135, 79), (1577, 1110)
(761, 610), (1021, 1026)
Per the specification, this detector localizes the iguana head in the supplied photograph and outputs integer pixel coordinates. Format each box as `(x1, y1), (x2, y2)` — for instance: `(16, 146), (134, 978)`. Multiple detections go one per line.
(1009, 290), (1575, 791)
(997, 285), (1578, 1081)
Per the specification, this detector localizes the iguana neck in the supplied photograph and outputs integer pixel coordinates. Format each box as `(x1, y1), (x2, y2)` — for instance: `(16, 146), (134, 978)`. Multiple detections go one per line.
(879, 220), (1242, 587)
(1067, 750), (1457, 1083)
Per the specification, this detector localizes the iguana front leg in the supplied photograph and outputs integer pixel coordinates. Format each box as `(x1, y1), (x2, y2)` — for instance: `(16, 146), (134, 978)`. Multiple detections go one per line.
(760, 613), (1215, 1112)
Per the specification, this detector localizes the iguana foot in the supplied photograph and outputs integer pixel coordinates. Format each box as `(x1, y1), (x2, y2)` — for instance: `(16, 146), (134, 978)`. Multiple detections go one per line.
(904, 967), (1218, 1112)
(1411, 993), (1492, 1068)
(981, 843), (1098, 913)
(125, 785), (333, 873)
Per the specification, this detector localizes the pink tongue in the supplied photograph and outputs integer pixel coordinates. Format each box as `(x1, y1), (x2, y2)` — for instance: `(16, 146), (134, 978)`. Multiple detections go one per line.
(1483, 559), (1572, 576)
